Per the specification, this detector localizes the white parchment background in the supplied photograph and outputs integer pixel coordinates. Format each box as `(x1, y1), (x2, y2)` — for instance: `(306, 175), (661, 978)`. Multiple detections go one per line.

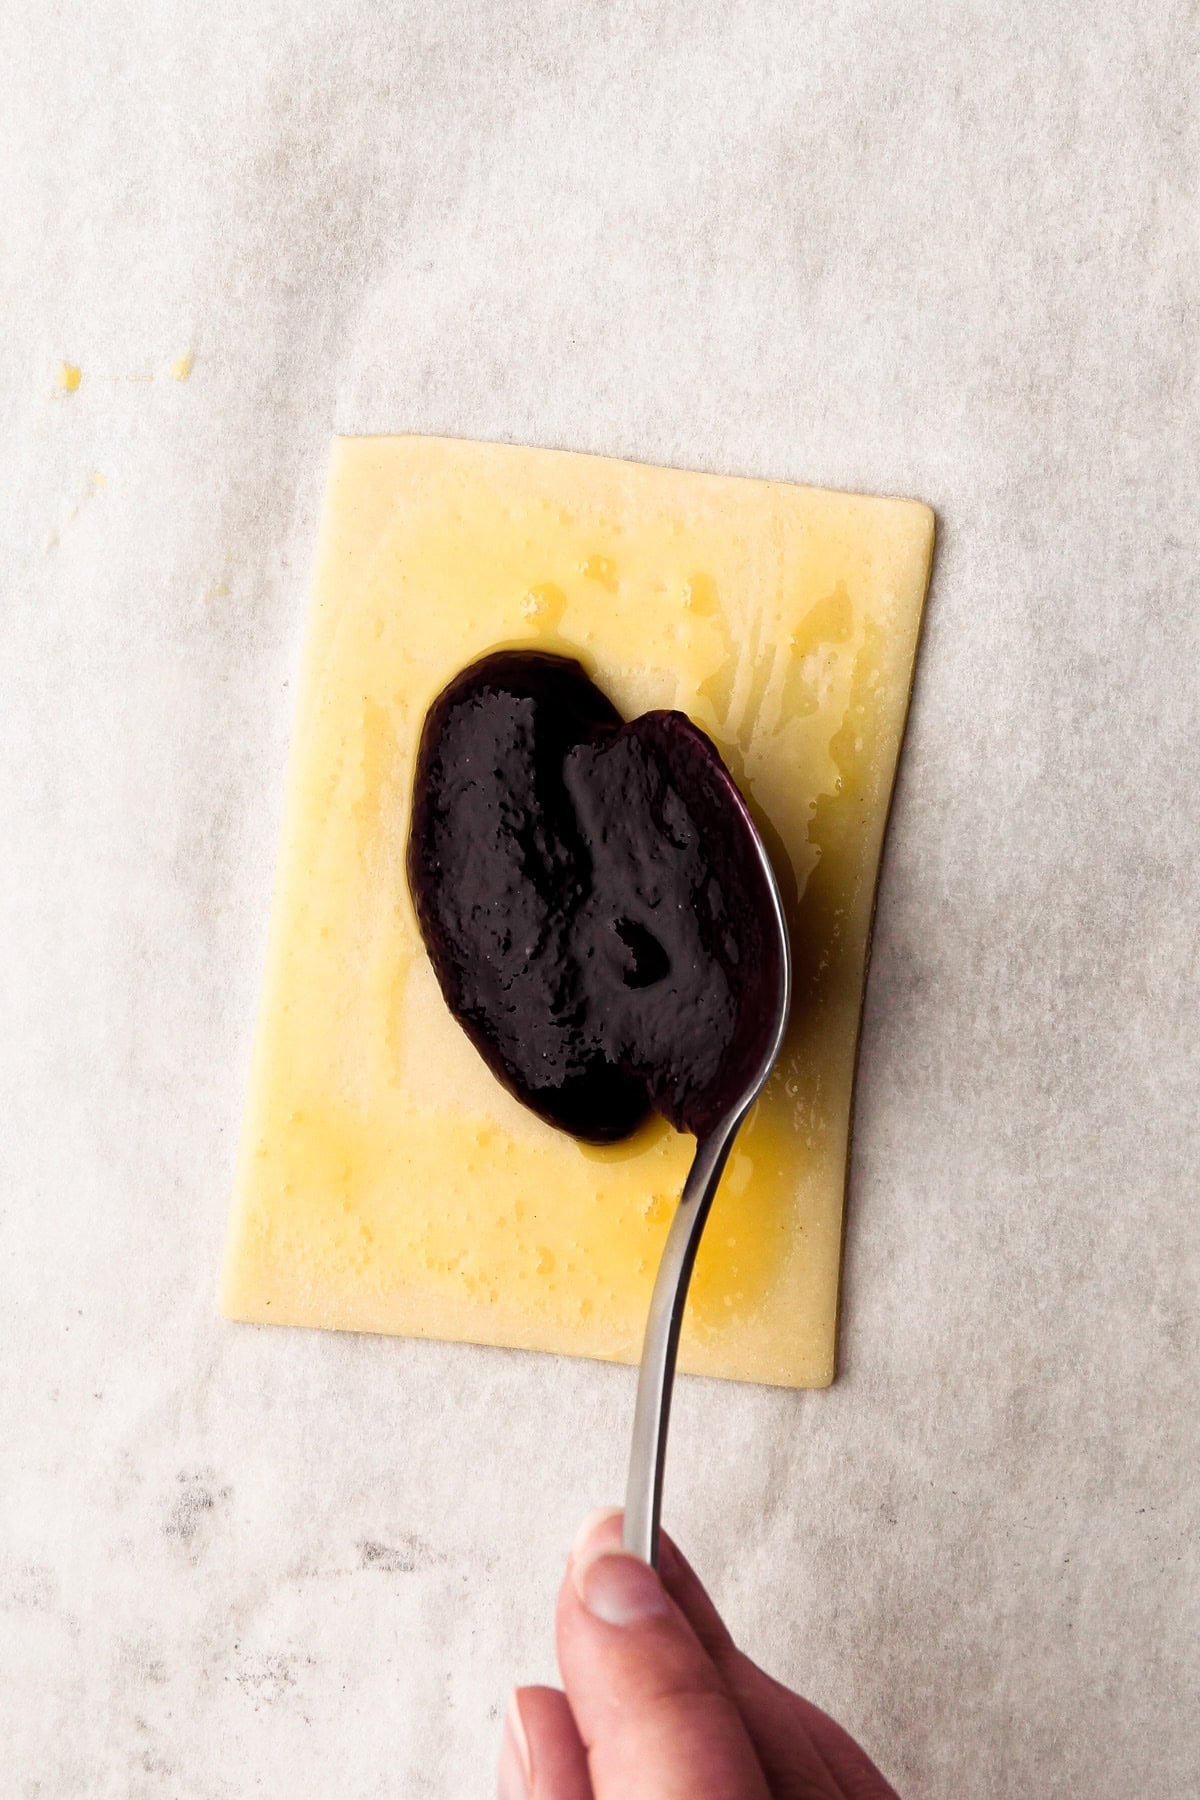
(1, 4), (1197, 1796)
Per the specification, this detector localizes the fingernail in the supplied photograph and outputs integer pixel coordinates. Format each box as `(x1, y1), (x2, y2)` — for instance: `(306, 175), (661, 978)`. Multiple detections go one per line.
(573, 1548), (673, 1625)
(498, 1690), (531, 1799)
(570, 1505), (623, 1564)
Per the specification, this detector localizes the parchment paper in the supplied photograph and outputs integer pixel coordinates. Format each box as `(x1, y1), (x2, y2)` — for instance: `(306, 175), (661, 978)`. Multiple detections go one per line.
(1, 3), (1197, 1795)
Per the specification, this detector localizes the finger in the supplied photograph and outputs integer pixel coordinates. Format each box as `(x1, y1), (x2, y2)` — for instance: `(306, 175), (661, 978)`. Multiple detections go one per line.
(556, 1511), (771, 1800)
(748, 1683), (903, 1800)
(499, 1686), (594, 1800)
(656, 1528), (739, 1658)
(660, 1532), (902, 1800)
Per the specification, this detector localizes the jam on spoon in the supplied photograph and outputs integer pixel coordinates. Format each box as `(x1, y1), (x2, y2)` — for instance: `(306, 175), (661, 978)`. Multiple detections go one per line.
(407, 649), (785, 1145)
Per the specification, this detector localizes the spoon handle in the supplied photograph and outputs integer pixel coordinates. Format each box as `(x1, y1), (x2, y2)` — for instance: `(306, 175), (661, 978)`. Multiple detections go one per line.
(622, 1123), (739, 1567)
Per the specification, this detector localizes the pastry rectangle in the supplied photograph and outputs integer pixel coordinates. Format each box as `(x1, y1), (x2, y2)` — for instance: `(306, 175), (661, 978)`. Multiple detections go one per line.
(222, 437), (934, 1387)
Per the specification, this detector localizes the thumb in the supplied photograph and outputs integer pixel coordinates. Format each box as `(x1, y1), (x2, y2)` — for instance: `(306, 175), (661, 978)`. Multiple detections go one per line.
(556, 1510), (771, 1800)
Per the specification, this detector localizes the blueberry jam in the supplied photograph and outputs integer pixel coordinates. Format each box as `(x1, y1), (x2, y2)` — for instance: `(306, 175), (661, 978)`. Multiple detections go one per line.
(407, 650), (783, 1143)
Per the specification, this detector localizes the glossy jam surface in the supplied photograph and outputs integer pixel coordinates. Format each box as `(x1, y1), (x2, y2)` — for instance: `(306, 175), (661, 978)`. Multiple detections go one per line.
(408, 650), (782, 1142)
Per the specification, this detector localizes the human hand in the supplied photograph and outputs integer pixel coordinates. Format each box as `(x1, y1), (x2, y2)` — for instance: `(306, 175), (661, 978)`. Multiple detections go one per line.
(498, 1508), (902, 1799)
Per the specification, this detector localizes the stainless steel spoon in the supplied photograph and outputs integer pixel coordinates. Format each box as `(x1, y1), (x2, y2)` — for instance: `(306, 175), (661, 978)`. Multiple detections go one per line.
(622, 799), (792, 1568)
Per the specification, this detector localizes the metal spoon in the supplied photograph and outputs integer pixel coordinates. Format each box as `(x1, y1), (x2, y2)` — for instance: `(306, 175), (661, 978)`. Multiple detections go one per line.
(622, 795), (792, 1568)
